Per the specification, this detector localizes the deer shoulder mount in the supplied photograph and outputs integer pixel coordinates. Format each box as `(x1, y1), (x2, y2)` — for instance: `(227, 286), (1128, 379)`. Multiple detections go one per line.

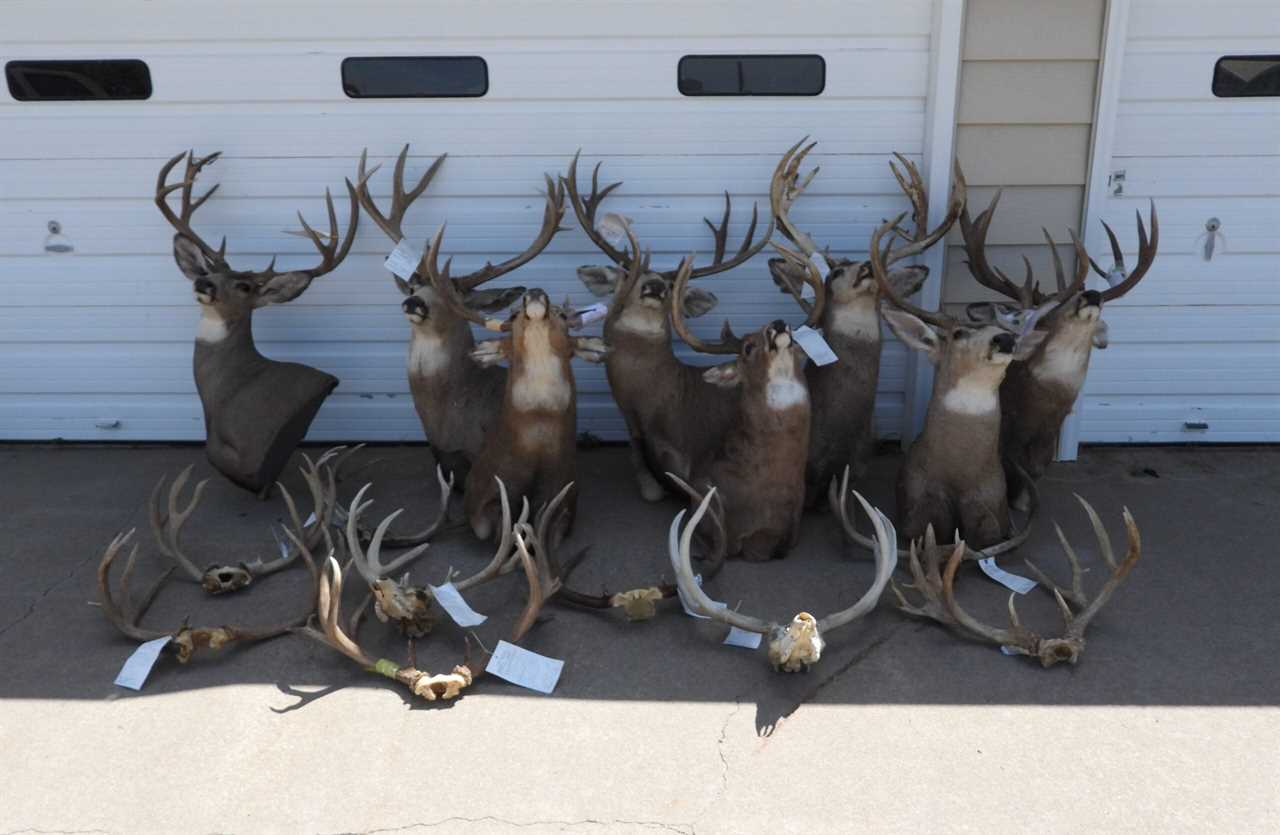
(961, 191), (1159, 508)
(870, 210), (1094, 549)
(354, 146), (565, 486)
(565, 151), (773, 502)
(421, 212), (607, 542)
(670, 258), (813, 562)
(156, 151), (362, 496)
(767, 140), (966, 507)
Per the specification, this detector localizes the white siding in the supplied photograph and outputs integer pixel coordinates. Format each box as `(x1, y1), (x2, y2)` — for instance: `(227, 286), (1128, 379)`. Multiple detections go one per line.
(0, 0), (936, 442)
(1080, 0), (1280, 443)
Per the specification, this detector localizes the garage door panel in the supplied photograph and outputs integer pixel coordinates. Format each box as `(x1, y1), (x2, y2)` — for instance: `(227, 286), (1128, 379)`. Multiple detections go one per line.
(1128, 0), (1280, 40)
(1114, 157), (1280, 199)
(1095, 307), (1279, 343)
(1079, 395), (1279, 443)
(1085, 343), (1280, 394)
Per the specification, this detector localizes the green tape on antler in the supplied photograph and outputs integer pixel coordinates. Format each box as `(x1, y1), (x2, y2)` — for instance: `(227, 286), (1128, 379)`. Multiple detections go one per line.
(372, 658), (400, 679)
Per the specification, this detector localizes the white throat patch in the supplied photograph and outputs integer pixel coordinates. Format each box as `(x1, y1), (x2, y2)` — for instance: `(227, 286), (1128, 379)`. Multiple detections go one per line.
(765, 348), (808, 411)
(1031, 342), (1090, 389)
(196, 308), (228, 343)
(613, 305), (667, 338)
(408, 330), (449, 379)
(829, 304), (880, 341)
(941, 378), (1000, 415)
(512, 321), (571, 411)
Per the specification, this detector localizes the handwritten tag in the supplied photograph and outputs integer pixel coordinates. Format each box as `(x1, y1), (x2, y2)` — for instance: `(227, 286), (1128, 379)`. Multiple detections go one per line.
(723, 627), (763, 649)
(385, 239), (422, 280)
(114, 636), (171, 690)
(485, 640), (563, 694)
(428, 581), (487, 627)
(978, 557), (1037, 595)
(596, 213), (633, 249)
(574, 302), (609, 327)
(793, 325), (838, 366)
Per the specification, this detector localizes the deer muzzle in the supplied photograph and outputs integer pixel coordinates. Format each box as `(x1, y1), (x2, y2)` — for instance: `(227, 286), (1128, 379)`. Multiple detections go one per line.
(194, 278), (217, 304)
(991, 332), (1016, 355)
(402, 295), (429, 323)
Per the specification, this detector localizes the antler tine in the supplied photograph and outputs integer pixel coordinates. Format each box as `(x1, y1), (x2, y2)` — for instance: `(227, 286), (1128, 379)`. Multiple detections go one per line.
(1022, 520), (1090, 610)
(889, 152), (928, 238)
(670, 490), (774, 635)
(939, 540), (1036, 654)
(664, 473), (728, 580)
(869, 212), (955, 330)
(769, 137), (824, 259)
(355, 144), (446, 246)
(669, 255), (744, 354)
(770, 241), (827, 327)
(155, 149), (227, 264)
(509, 523), (562, 645)
(883, 157), (966, 267)
(453, 476), (517, 591)
(148, 466), (208, 583)
(420, 224), (512, 332)
(1067, 503), (1141, 635)
(97, 529), (173, 643)
(563, 150), (631, 267)
(958, 188), (1031, 303)
(285, 176), (362, 281)
(344, 483), (432, 585)
(891, 527), (952, 622)
(1098, 200), (1159, 302)
(673, 191), (771, 281)
(819, 489), (898, 631)
(456, 174), (568, 291)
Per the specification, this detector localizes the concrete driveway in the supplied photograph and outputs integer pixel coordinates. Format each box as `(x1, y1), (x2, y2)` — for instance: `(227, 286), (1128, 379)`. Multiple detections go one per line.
(1, 443), (1277, 834)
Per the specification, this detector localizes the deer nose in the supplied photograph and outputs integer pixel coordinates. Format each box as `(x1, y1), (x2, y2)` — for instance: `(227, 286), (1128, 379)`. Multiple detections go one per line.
(402, 296), (428, 320)
(640, 278), (667, 298)
(992, 332), (1016, 354)
(194, 278), (216, 300)
(1081, 290), (1102, 307)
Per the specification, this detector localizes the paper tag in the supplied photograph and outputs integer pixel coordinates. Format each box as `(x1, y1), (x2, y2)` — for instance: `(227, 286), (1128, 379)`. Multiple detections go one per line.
(1105, 266), (1126, 289)
(303, 511), (317, 529)
(114, 636), (171, 690)
(574, 302), (609, 327)
(1000, 645), (1019, 656)
(978, 557), (1037, 595)
(596, 213), (633, 249)
(485, 640), (563, 694)
(428, 581), (487, 627)
(385, 239), (422, 280)
(793, 325), (838, 366)
(723, 627), (763, 649)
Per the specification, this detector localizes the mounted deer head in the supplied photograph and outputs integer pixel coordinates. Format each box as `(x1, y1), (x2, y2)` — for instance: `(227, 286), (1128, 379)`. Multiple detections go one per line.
(871, 206), (1089, 550)
(563, 151), (776, 500)
(670, 259), (812, 562)
(156, 151), (362, 496)
(766, 140), (966, 505)
(961, 194), (1159, 506)
(422, 212), (607, 542)
(354, 147), (567, 504)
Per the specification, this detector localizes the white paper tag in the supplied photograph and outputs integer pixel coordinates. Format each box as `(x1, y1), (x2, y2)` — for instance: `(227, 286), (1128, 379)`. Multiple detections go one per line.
(978, 557), (1037, 595)
(596, 213), (633, 249)
(1000, 645), (1019, 656)
(303, 511), (317, 529)
(114, 636), (171, 690)
(1104, 266), (1126, 289)
(428, 581), (488, 627)
(574, 302), (609, 327)
(485, 640), (563, 694)
(804, 252), (827, 298)
(385, 239), (422, 280)
(793, 325), (838, 366)
(724, 627), (763, 649)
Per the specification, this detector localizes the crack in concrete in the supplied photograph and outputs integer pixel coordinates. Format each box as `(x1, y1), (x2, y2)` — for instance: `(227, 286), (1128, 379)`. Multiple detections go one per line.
(1, 829), (113, 835)
(337, 818), (695, 834)
(714, 700), (742, 795)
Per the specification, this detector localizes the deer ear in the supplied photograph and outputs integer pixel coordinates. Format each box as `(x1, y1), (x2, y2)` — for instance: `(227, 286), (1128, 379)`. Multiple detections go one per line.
(767, 257), (810, 297)
(702, 360), (742, 388)
(1091, 319), (1109, 349)
(888, 266), (930, 298)
(572, 336), (609, 363)
(966, 302), (999, 324)
(466, 286), (526, 314)
(681, 287), (718, 318)
(254, 271), (312, 306)
(1012, 329), (1049, 361)
(470, 338), (511, 367)
(172, 235), (213, 282)
(881, 309), (942, 362)
(577, 266), (624, 298)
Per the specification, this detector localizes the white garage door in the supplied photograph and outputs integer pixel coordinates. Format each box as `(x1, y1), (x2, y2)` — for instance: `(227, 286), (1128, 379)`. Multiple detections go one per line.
(0, 0), (940, 443)
(1078, 0), (1280, 443)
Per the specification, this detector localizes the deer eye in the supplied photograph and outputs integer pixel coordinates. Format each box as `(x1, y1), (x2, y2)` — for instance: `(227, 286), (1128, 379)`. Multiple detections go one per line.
(952, 329), (968, 340)
(743, 342), (756, 357)
(235, 281), (252, 294)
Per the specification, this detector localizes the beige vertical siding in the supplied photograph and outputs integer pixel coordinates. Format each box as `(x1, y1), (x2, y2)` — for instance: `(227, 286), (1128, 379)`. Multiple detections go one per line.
(942, 0), (1106, 308)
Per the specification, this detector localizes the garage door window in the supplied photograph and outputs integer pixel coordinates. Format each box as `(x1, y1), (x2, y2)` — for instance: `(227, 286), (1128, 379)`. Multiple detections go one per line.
(342, 57), (488, 98)
(678, 55), (825, 96)
(6, 59), (152, 101)
(1212, 55), (1280, 97)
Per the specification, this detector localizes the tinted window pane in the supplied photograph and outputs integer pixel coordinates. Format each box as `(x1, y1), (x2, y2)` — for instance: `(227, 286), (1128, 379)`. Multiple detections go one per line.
(1213, 55), (1280, 97)
(6, 60), (151, 101)
(679, 55), (824, 97)
(342, 56), (488, 98)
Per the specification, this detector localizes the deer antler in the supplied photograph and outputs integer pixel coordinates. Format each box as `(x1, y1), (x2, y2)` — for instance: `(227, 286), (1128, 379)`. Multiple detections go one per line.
(893, 496), (1141, 667)
(355, 144), (446, 247)
(421, 224), (514, 333)
(564, 150), (772, 281)
(97, 518), (322, 666)
(155, 150), (228, 265)
(453, 174), (568, 293)
(1090, 201), (1159, 302)
(669, 256), (744, 355)
(148, 451), (341, 594)
(669, 486), (897, 672)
